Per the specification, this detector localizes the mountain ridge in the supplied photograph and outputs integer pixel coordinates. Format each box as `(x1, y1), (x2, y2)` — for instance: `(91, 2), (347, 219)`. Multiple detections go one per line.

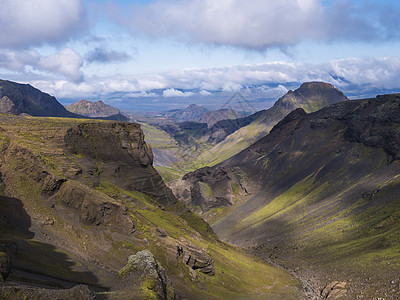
(0, 79), (77, 117)
(171, 93), (400, 298)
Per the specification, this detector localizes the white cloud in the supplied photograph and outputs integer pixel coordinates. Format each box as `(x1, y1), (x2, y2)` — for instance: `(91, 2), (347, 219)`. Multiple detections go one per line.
(110, 0), (396, 50)
(0, 0), (87, 49)
(38, 48), (83, 82)
(0, 48), (83, 82)
(199, 90), (212, 96)
(25, 56), (400, 100)
(123, 91), (158, 98)
(162, 88), (194, 97)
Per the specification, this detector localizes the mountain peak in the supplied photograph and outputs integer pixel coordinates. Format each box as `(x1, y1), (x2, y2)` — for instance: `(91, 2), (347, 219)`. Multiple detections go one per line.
(0, 79), (76, 117)
(66, 99), (120, 118)
(274, 81), (348, 113)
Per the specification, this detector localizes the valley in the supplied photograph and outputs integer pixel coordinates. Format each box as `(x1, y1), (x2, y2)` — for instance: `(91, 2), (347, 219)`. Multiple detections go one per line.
(0, 79), (399, 299)
(0, 103), (302, 298)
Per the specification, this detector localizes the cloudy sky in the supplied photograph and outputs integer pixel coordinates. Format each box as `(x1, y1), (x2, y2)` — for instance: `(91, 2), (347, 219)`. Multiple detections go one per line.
(1, 0), (400, 110)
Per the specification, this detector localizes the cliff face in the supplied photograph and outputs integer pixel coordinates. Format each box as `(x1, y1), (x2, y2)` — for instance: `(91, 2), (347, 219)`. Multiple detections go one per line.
(0, 114), (301, 299)
(0, 79), (76, 117)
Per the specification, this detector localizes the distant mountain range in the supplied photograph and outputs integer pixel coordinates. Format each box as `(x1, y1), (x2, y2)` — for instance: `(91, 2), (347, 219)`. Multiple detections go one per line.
(148, 82), (348, 177)
(0, 79), (129, 121)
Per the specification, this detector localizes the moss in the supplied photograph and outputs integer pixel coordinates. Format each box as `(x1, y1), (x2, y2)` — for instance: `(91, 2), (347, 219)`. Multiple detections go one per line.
(198, 182), (213, 197)
(139, 276), (158, 299)
(231, 182), (239, 195)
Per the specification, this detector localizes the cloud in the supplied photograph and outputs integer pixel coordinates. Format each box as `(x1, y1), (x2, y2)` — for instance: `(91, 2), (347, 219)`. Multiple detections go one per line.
(85, 47), (132, 64)
(0, 0), (87, 49)
(199, 90), (212, 96)
(38, 48), (83, 82)
(123, 91), (158, 98)
(0, 48), (83, 82)
(162, 88), (194, 97)
(110, 0), (400, 50)
(23, 56), (400, 100)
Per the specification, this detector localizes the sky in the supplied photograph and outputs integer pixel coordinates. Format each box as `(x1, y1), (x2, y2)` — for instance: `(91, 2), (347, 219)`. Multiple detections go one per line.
(1, 0), (400, 111)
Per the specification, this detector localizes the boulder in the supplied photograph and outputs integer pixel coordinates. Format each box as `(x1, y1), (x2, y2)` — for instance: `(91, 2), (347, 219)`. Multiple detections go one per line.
(0, 252), (11, 281)
(177, 244), (215, 276)
(113, 250), (175, 300)
(321, 281), (347, 299)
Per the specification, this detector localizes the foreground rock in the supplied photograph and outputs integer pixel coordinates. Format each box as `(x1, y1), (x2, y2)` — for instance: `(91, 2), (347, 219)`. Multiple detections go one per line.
(321, 281), (347, 299)
(0, 284), (95, 300)
(0, 252), (10, 281)
(177, 244), (215, 276)
(112, 250), (175, 300)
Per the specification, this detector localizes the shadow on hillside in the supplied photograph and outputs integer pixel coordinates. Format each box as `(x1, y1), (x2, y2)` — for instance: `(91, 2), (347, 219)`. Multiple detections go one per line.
(0, 196), (106, 291)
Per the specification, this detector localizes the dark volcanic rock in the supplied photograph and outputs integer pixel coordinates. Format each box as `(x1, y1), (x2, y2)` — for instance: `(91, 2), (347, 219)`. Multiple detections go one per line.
(64, 122), (177, 207)
(343, 94), (400, 158)
(0, 79), (77, 117)
(177, 245), (215, 276)
(0, 252), (11, 281)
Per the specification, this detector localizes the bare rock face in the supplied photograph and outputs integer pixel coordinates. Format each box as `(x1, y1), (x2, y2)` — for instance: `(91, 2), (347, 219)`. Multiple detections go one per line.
(321, 281), (347, 299)
(55, 181), (135, 234)
(113, 250), (175, 300)
(177, 244), (215, 276)
(0, 252), (11, 281)
(65, 122), (153, 166)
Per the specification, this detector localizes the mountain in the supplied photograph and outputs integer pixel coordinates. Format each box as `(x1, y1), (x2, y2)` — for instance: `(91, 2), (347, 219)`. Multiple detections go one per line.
(149, 82), (348, 180)
(66, 99), (120, 117)
(166, 104), (208, 122)
(189, 81), (349, 166)
(0, 114), (303, 299)
(0, 79), (76, 117)
(194, 109), (242, 127)
(65, 99), (130, 122)
(171, 94), (400, 298)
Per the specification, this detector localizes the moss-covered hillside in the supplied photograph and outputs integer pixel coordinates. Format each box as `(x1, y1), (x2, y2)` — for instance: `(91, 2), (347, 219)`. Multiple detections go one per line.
(0, 114), (302, 299)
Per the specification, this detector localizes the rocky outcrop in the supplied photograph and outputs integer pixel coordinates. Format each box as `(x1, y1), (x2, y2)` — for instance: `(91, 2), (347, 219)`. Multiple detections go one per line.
(0, 252), (10, 280)
(65, 122), (153, 166)
(177, 245), (215, 276)
(64, 122), (176, 207)
(343, 94), (400, 159)
(321, 281), (347, 299)
(55, 181), (135, 234)
(113, 250), (175, 300)
(0, 79), (77, 117)
(171, 165), (248, 212)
